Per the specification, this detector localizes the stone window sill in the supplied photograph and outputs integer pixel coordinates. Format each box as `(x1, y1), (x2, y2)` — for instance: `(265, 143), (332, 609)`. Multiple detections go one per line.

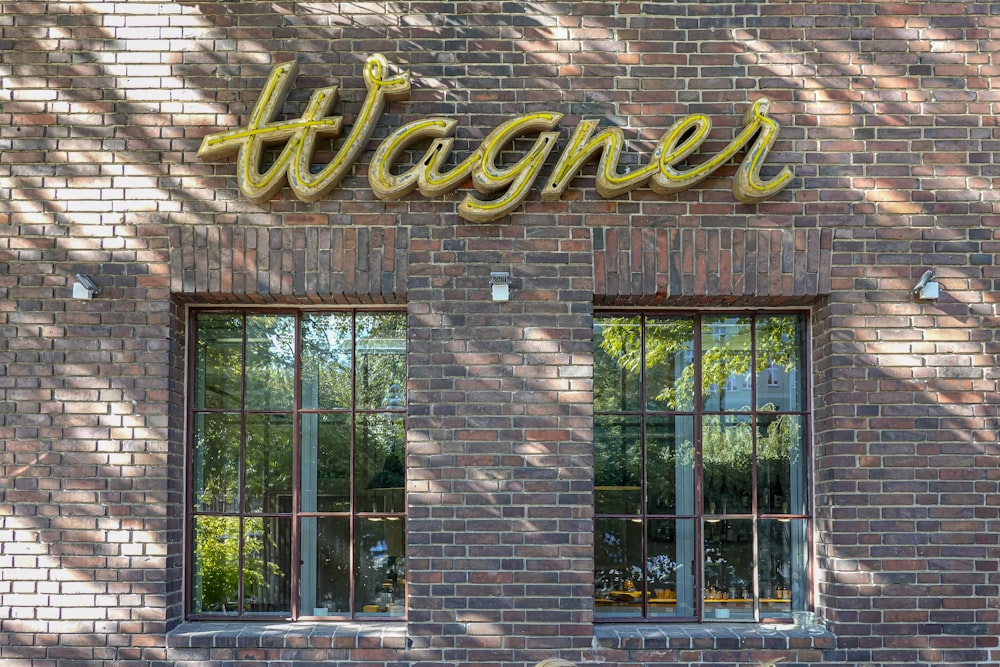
(166, 621), (409, 650)
(594, 623), (836, 651)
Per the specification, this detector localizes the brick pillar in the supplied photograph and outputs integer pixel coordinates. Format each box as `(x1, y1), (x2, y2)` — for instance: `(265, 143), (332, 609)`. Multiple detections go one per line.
(405, 216), (595, 666)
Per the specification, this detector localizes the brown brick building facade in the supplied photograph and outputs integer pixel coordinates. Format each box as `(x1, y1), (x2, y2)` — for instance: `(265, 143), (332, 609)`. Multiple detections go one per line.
(1, 2), (998, 667)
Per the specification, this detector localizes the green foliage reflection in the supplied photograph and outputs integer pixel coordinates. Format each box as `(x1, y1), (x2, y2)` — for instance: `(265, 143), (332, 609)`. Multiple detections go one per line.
(194, 516), (269, 613)
(595, 314), (800, 411)
(191, 310), (406, 617)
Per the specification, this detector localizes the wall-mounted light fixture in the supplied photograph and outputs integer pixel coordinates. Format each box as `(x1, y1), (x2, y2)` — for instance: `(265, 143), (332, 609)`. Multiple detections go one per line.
(73, 273), (100, 300)
(490, 271), (510, 302)
(912, 269), (939, 301)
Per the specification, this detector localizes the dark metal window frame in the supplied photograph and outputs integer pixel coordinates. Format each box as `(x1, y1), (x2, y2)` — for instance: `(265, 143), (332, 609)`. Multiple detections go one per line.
(184, 306), (407, 621)
(593, 309), (813, 623)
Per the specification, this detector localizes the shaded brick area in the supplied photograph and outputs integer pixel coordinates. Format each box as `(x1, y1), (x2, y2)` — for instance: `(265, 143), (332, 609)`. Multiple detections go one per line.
(593, 227), (833, 305)
(168, 225), (407, 304)
(404, 215), (595, 664)
(0, 1), (998, 667)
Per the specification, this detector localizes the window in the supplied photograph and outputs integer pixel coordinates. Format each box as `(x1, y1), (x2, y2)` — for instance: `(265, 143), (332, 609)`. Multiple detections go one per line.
(188, 309), (406, 620)
(767, 362), (781, 387)
(593, 312), (809, 622)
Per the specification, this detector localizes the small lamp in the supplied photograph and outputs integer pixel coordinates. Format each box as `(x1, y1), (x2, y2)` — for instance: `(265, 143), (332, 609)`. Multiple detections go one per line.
(490, 271), (510, 302)
(73, 274), (100, 299)
(912, 269), (939, 301)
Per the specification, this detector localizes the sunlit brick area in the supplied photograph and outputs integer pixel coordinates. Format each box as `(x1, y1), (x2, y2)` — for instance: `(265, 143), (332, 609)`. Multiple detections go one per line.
(1, 2), (998, 667)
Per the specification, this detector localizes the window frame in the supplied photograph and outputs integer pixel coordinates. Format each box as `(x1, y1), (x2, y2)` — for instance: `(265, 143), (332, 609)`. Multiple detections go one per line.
(184, 306), (407, 622)
(592, 309), (813, 623)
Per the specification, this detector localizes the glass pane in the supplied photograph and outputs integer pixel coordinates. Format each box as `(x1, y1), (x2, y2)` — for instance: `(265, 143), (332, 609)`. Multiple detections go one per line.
(245, 413), (293, 514)
(594, 415), (641, 515)
(304, 516), (352, 615)
(355, 517), (407, 616)
(194, 314), (244, 410)
(301, 312), (353, 410)
(192, 412), (241, 513)
(704, 518), (753, 621)
(593, 316), (641, 413)
(647, 519), (696, 618)
(594, 517), (643, 619)
(355, 413), (406, 514)
(245, 314), (295, 410)
(301, 413), (352, 513)
(191, 515), (241, 615)
(645, 317), (694, 411)
(646, 415), (696, 516)
(701, 315), (752, 411)
(757, 414), (806, 515)
(759, 518), (808, 619)
(243, 516), (292, 615)
(702, 414), (752, 515)
(356, 312), (406, 410)
(756, 315), (805, 412)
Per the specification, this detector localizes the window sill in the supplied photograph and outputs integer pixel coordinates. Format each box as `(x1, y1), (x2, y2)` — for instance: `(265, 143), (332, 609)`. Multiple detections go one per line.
(166, 620), (409, 650)
(594, 622), (836, 651)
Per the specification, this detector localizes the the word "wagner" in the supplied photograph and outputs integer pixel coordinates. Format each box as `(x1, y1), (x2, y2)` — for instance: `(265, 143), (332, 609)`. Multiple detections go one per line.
(199, 54), (794, 223)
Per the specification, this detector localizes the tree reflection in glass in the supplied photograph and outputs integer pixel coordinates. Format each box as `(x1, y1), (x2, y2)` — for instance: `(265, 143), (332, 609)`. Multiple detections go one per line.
(191, 313), (297, 617)
(301, 312), (352, 410)
(298, 310), (406, 617)
(594, 312), (809, 621)
(645, 317), (694, 411)
(245, 413), (292, 514)
(194, 314), (243, 410)
(192, 412), (240, 513)
(594, 415), (641, 516)
(757, 413), (805, 515)
(245, 314), (295, 411)
(192, 515), (241, 614)
(594, 316), (641, 413)
(702, 414), (752, 515)
(701, 315), (751, 412)
(646, 415), (695, 516)
(356, 413), (405, 514)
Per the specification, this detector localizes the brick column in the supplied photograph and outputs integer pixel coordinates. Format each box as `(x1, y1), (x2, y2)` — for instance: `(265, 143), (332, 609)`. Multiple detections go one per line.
(405, 215), (595, 666)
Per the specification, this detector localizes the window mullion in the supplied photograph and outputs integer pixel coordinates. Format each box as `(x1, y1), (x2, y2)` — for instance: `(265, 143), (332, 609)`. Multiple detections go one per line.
(348, 310), (357, 617)
(639, 316), (648, 615)
(750, 315), (761, 621)
(290, 312), (302, 620)
(237, 313), (249, 616)
(692, 313), (703, 621)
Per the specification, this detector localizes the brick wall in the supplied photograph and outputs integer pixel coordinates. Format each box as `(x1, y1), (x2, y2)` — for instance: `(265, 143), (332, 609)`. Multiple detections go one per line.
(404, 215), (595, 663)
(2, 2), (999, 667)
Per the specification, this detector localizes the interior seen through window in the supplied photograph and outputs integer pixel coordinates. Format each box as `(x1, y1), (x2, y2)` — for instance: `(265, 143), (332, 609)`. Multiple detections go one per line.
(187, 309), (406, 620)
(593, 311), (810, 622)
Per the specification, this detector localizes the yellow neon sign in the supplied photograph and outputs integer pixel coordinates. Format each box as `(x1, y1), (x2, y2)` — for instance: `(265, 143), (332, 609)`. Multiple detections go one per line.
(199, 54), (793, 222)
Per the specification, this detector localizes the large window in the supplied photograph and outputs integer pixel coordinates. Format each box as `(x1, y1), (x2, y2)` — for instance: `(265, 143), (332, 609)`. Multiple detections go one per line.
(188, 309), (406, 620)
(593, 312), (810, 622)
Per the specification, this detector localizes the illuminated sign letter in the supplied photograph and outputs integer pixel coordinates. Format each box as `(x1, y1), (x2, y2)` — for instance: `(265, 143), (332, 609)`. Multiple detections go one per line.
(542, 120), (645, 200)
(197, 61), (337, 203)
(731, 99), (794, 203)
(199, 54), (794, 218)
(288, 55), (409, 203)
(651, 98), (792, 203)
(369, 118), (459, 200)
(460, 113), (562, 223)
(198, 55), (409, 204)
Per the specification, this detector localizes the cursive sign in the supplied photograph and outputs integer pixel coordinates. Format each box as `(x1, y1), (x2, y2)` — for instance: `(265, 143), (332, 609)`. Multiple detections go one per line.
(199, 54), (793, 222)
